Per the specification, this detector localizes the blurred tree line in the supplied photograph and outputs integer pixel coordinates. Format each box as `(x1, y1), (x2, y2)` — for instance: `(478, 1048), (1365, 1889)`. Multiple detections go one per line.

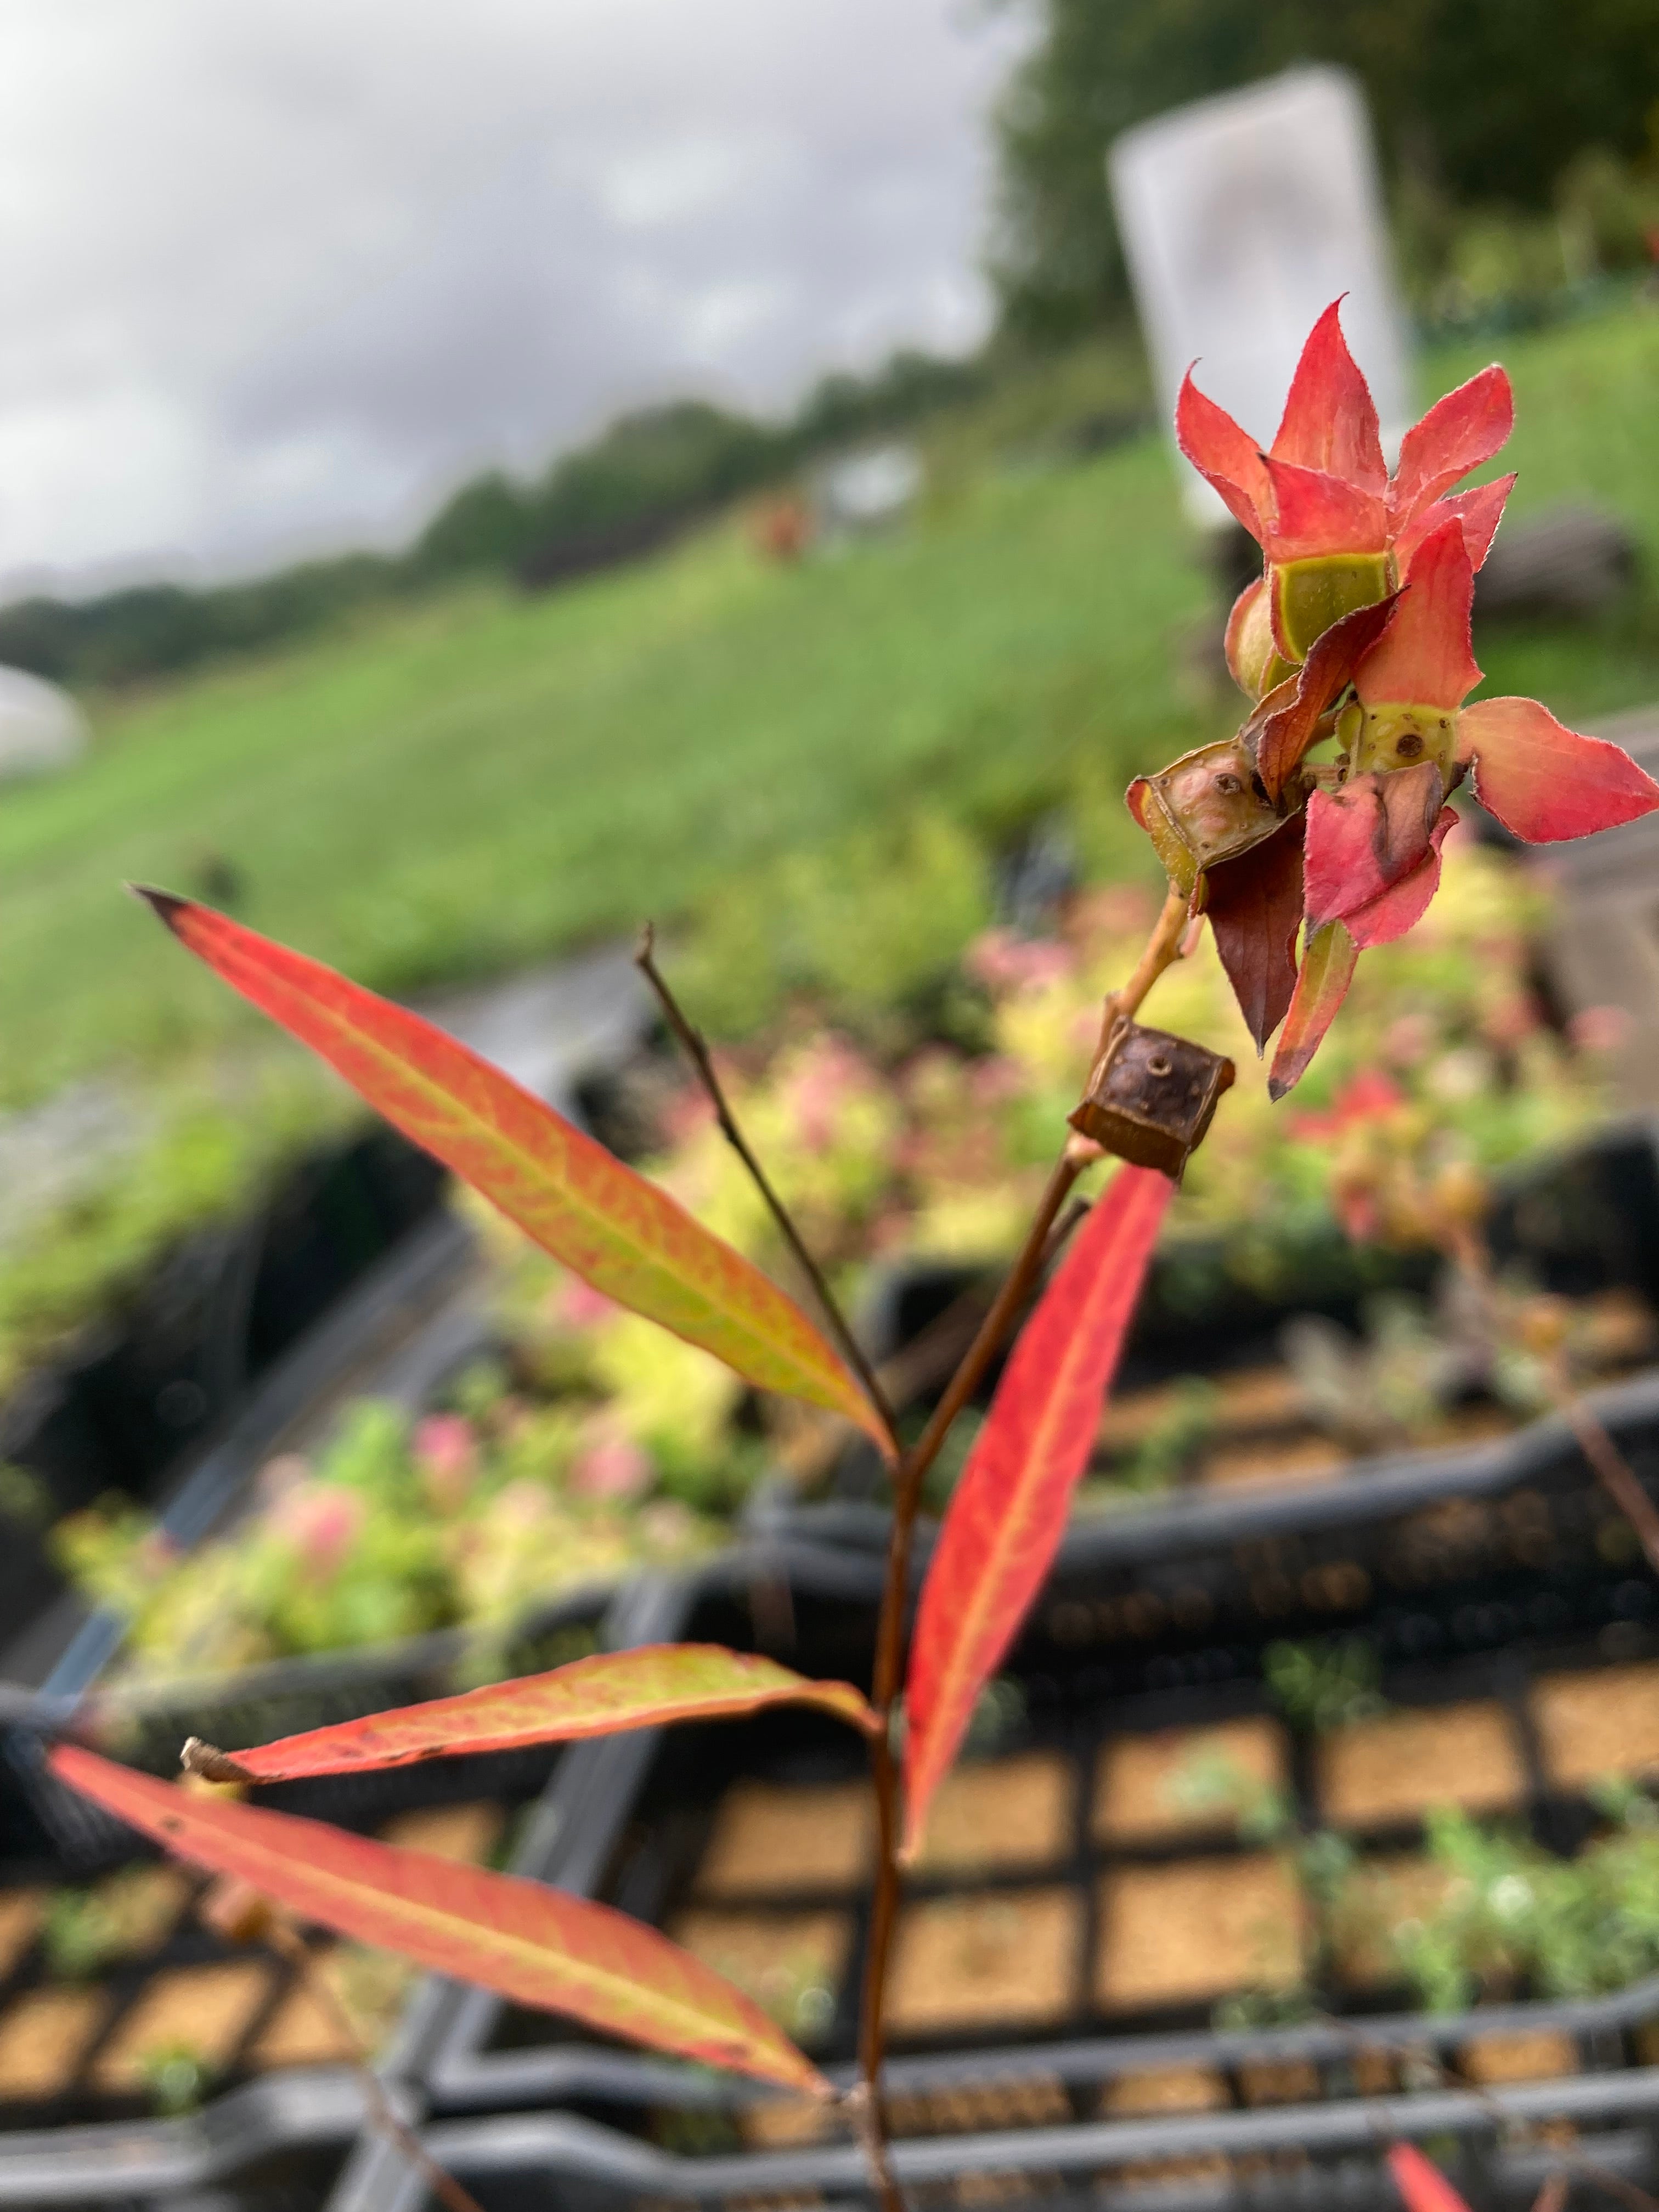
(0, 352), (981, 692)
(991, 0), (1659, 339)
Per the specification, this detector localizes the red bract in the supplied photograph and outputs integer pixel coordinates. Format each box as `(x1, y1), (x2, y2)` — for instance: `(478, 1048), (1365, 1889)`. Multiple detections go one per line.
(1271, 519), (1659, 1096)
(1178, 298), (1515, 670)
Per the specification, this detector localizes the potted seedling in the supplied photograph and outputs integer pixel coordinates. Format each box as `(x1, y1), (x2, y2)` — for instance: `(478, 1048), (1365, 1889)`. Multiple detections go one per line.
(35, 305), (1659, 2212)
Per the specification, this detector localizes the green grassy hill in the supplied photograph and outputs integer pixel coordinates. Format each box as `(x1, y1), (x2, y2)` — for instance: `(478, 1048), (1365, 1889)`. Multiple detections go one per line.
(4, 299), (1658, 1110)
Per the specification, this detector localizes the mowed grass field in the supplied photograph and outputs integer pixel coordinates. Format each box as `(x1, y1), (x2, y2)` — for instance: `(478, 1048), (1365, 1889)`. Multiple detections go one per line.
(3, 298), (1658, 1109)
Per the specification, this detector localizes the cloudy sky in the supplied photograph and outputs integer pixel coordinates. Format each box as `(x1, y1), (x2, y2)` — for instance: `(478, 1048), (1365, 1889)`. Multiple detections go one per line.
(0, 0), (1026, 593)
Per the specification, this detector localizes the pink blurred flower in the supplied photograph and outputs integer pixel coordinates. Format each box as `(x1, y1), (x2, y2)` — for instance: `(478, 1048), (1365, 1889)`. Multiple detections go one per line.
(257, 1452), (311, 1504)
(782, 1039), (874, 1153)
(414, 1413), (478, 1513)
(270, 1483), (364, 1579)
(963, 929), (1074, 998)
(1568, 1005), (1631, 1054)
(568, 1426), (654, 1502)
(967, 1056), (1025, 1108)
(548, 1276), (620, 1333)
(1382, 1013), (1435, 1068)
(662, 1086), (718, 1149)
(1290, 1069), (1407, 1144)
(1481, 992), (1541, 1048)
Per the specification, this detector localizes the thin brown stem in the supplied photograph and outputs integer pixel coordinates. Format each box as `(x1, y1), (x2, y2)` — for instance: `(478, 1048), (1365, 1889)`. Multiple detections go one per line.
(1448, 1222), (1659, 1581)
(1097, 883), (1190, 1041)
(635, 923), (901, 1452)
(853, 1141), (1090, 2188)
(1324, 2007), (1659, 2212)
(1549, 1374), (1659, 1580)
(263, 1921), (485, 2212)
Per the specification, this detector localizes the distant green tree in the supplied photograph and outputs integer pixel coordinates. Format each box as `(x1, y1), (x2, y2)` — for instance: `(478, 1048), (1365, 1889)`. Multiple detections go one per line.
(991, 0), (1659, 340)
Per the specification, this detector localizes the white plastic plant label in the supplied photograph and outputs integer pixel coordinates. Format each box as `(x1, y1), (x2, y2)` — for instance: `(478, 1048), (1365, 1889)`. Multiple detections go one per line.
(1109, 65), (1410, 526)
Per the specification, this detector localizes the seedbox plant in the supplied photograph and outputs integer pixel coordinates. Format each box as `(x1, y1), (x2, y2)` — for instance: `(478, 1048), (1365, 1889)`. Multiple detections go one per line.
(41, 305), (1659, 2212)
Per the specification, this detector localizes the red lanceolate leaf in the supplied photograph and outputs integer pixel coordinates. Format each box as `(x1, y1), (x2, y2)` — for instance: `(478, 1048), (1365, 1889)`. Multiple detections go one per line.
(1250, 594), (1400, 800)
(1260, 455), (1387, 564)
(1271, 299), (1385, 493)
(901, 1166), (1172, 1859)
(1386, 2142), (1475, 2212)
(1302, 763), (1445, 930)
(1459, 697), (1659, 843)
(1205, 816), (1305, 1052)
(1268, 920), (1359, 1101)
(1393, 473), (1515, 578)
(135, 894), (886, 1451)
(49, 1745), (829, 2096)
(1387, 364), (1514, 528)
(1175, 369), (1271, 540)
(1342, 807), (1456, 949)
(205, 1646), (877, 1784)
(1355, 521), (1480, 714)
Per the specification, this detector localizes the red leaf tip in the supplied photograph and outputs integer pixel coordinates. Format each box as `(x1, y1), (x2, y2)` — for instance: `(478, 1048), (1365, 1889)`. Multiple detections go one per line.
(129, 883), (190, 929)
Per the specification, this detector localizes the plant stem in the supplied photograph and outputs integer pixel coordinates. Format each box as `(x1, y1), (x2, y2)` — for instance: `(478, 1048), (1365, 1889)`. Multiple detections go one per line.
(644, 901), (1175, 2208)
(1100, 883), (1190, 1036)
(635, 923), (901, 1453)
(1448, 1221), (1659, 1579)
(853, 1139), (1092, 2204)
(263, 1920), (486, 2212)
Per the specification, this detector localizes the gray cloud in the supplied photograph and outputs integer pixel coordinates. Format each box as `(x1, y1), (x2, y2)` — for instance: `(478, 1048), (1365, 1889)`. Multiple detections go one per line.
(0, 0), (1023, 588)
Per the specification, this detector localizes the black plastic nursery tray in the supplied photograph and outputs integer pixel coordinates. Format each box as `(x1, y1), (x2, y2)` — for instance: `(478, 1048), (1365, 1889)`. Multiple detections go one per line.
(759, 1118), (1659, 1558)
(375, 1509), (1659, 2212)
(0, 1579), (620, 2209)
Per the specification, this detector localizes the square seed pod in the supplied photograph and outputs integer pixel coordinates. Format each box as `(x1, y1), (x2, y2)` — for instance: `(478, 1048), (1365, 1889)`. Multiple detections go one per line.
(1069, 1019), (1234, 1179)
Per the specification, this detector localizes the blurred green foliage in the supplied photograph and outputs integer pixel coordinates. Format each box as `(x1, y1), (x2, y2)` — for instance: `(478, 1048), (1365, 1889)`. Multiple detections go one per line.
(991, 0), (1659, 338)
(0, 356), (986, 692)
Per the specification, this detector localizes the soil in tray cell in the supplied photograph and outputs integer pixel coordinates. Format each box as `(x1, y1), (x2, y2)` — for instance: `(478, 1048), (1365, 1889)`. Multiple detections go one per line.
(1101, 2066), (1227, 2116)
(1095, 1856), (1304, 2011)
(0, 1892), (43, 1980)
(1330, 1855), (1459, 1989)
(0, 1986), (109, 2103)
(1316, 1702), (1525, 1829)
(1094, 1717), (1286, 1846)
(692, 1778), (872, 1897)
(89, 1958), (274, 2095)
(667, 1909), (850, 2047)
(1531, 1663), (1659, 1790)
(251, 1942), (417, 2068)
(1460, 2029), (1578, 2084)
(908, 1753), (1072, 1876)
(1201, 1434), (1346, 1487)
(377, 1800), (505, 1864)
(887, 1889), (1080, 2035)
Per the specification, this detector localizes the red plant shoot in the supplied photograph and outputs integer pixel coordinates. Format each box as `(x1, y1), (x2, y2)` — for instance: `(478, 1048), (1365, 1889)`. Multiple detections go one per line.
(48, 305), (1651, 2212)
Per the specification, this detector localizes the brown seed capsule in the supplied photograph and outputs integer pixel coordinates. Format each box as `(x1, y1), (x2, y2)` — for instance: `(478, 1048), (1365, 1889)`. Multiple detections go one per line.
(1126, 738), (1285, 899)
(1068, 1017), (1236, 1180)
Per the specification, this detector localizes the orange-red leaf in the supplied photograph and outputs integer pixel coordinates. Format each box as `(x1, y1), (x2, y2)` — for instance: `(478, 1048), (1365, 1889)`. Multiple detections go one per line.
(901, 1166), (1172, 1859)
(1271, 298), (1385, 493)
(1261, 456), (1387, 563)
(136, 893), (885, 1450)
(1388, 363), (1513, 528)
(210, 1646), (877, 1783)
(1460, 696), (1659, 843)
(1387, 2142), (1475, 2212)
(1268, 919), (1359, 1101)
(1175, 368), (1271, 540)
(1205, 815), (1304, 1052)
(49, 1745), (828, 2096)
(1303, 763), (1445, 932)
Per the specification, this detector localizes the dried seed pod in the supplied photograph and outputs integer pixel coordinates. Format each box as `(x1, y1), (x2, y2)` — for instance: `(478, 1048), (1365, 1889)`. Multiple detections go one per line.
(1068, 1018), (1235, 1179)
(1126, 740), (1284, 900)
